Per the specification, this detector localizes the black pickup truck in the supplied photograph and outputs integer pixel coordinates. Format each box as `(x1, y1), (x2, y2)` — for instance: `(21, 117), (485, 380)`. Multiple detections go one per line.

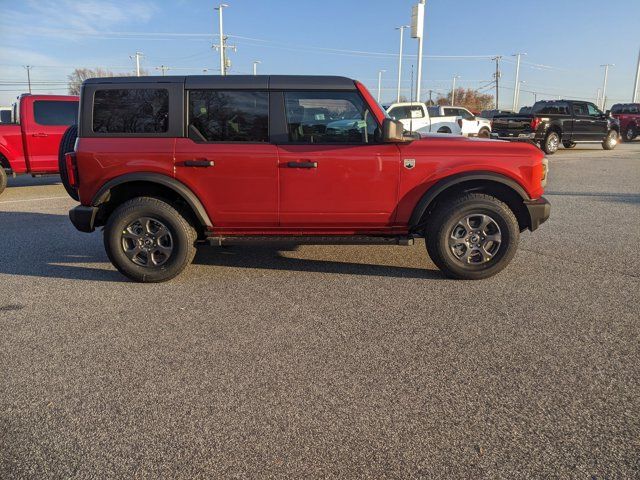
(490, 100), (620, 154)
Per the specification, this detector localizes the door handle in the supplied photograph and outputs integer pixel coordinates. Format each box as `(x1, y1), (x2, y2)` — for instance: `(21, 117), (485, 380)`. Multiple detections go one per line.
(287, 161), (317, 169)
(32, 132), (48, 137)
(183, 159), (214, 167)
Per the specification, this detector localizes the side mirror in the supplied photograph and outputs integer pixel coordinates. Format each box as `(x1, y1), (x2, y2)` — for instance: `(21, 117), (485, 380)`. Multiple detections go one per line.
(605, 110), (611, 117)
(382, 118), (411, 143)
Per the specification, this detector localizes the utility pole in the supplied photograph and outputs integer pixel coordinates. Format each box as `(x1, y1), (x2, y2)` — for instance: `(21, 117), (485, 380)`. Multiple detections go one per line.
(428, 89), (433, 105)
(129, 52), (144, 76)
(24, 65), (32, 94)
(451, 75), (460, 105)
(377, 70), (386, 102)
(156, 65), (170, 76)
(215, 4), (229, 75)
(252, 60), (261, 76)
(512, 52), (526, 111)
(492, 56), (501, 109)
(600, 63), (614, 110)
(411, 1), (426, 102)
(633, 47), (640, 102)
(395, 25), (409, 102)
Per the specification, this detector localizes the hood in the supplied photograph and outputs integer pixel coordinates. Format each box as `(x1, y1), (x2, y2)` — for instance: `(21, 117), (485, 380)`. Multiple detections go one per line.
(408, 133), (544, 158)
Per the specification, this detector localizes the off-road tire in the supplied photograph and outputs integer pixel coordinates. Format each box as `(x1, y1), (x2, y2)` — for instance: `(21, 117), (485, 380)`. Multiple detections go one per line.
(622, 125), (636, 142)
(0, 167), (7, 196)
(541, 131), (560, 155)
(425, 193), (520, 280)
(58, 125), (79, 200)
(478, 127), (491, 138)
(562, 141), (576, 149)
(602, 129), (618, 150)
(104, 197), (197, 283)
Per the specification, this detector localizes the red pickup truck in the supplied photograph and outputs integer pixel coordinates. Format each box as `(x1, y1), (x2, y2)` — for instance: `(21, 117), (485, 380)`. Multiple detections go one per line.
(610, 103), (639, 142)
(0, 94), (79, 195)
(63, 75), (549, 282)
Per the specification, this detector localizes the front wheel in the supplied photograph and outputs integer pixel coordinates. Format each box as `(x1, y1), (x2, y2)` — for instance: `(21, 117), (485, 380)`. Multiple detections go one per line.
(541, 131), (560, 154)
(478, 127), (491, 138)
(602, 129), (618, 150)
(104, 197), (197, 282)
(622, 125), (636, 142)
(0, 168), (7, 196)
(425, 193), (520, 280)
(562, 141), (576, 149)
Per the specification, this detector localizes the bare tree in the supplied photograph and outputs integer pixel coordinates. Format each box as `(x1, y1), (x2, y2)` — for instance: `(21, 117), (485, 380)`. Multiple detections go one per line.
(67, 68), (147, 95)
(437, 88), (494, 112)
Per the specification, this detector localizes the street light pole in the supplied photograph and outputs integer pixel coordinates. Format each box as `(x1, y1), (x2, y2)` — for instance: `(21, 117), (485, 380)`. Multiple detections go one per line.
(516, 80), (526, 109)
(252, 60), (261, 76)
(600, 63), (614, 110)
(451, 75), (460, 105)
(215, 4), (229, 76)
(395, 25), (408, 102)
(512, 53), (526, 111)
(632, 48), (640, 103)
(24, 65), (32, 94)
(411, 1), (426, 102)
(377, 70), (386, 102)
(129, 52), (144, 76)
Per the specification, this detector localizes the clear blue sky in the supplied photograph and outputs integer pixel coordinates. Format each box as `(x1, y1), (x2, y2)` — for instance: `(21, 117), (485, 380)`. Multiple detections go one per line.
(1, 0), (639, 109)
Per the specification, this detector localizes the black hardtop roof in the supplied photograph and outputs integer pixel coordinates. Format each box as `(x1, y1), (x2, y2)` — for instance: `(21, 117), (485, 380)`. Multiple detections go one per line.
(82, 75), (357, 90)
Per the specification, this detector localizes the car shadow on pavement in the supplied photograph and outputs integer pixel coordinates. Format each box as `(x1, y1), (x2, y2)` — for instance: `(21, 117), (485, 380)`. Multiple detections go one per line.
(0, 211), (123, 282)
(193, 245), (442, 279)
(545, 191), (640, 204)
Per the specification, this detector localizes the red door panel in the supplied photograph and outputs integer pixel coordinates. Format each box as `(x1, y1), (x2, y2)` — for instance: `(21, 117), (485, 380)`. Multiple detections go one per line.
(22, 98), (78, 173)
(277, 144), (401, 229)
(174, 139), (279, 228)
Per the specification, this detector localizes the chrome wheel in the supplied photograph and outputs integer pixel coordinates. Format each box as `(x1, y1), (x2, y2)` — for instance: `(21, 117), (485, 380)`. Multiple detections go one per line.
(121, 217), (173, 267)
(607, 130), (618, 147)
(624, 126), (634, 142)
(546, 133), (559, 153)
(449, 213), (502, 264)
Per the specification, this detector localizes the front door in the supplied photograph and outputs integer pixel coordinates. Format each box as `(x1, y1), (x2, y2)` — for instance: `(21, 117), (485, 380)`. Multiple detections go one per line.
(276, 90), (400, 229)
(587, 103), (609, 140)
(22, 98), (78, 172)
(174, 89), (278, 228)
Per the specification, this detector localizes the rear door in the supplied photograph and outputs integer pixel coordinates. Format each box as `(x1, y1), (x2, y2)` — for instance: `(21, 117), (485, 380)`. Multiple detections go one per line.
(571, 102), (591, 140)
(22, 98), (78, 172)
(173, 88), (279, 228)
(275, 90), (400, 229)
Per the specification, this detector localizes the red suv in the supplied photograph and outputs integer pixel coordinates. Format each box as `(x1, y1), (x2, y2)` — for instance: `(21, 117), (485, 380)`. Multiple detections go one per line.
(610, 103), (639, 142)
(63, 75), (549, 282)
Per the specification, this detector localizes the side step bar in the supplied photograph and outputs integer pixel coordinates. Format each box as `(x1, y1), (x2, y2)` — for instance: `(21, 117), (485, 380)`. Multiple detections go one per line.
(206, 235), (415, 247)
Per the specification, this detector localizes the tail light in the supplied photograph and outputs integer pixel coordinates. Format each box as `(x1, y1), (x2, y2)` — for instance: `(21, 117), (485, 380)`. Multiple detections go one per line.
(65, 152), (78, 188)
(530, 117), (542, 131)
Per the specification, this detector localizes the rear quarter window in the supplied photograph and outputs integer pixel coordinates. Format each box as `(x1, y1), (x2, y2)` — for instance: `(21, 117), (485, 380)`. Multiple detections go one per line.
(33, 100), (78, 126)
(93, 89), (169, 134)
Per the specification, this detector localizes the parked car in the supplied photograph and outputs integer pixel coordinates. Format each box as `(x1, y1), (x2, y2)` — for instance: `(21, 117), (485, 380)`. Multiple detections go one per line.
(62, 75), (549, 282)
(490, 100), (620, 154)
(0, 107), (12, 124)
(0, 94), (79, 195)
(518, 106), (532, 115)
(610, 103), (639, 142)
(428, 106), (492, 138)
(480, 109), (513, 120)
(386, 102), (461, 134)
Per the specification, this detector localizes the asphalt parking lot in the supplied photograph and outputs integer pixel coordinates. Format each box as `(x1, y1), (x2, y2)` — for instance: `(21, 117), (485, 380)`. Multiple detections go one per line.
(1, 142), (639, 478)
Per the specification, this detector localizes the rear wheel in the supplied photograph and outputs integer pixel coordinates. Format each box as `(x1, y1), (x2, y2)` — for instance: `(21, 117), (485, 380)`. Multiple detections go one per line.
(104, 197), (197, 282)
(437, 127), (452, 134)
(622, 125), (636, 142)
(602, 129), (618, 150)
(478, 127), (490, 138)
(425, 193), (520, 280)
(0, 167), (7, 196)
(58, 125), (79, 200)
(562, 141), (576, 149)
(541, 131), (560, 154)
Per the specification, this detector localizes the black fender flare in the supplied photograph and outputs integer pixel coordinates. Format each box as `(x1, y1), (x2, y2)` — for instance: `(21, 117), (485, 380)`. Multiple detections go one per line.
(408, 171), (530, 228)
(92, 173), (212, 227)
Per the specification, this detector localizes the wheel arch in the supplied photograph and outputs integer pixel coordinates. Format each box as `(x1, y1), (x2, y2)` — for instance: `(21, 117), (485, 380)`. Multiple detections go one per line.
(409, 172), (532, 232)
(91, 173), (212, 230)
(0, 149), (13, 170)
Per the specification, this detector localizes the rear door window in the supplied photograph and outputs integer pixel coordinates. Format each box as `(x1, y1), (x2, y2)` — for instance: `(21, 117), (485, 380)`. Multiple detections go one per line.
(188, 90), (269, 142)
(388, 105), (424, 120)
(33, 101), (78, 126)
(572, 103), (588, 116)
(93, 89), (169, 134)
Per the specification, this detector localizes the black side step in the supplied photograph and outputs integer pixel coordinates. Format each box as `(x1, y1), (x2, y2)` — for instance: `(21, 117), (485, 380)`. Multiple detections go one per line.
(206, 235), (415, 247)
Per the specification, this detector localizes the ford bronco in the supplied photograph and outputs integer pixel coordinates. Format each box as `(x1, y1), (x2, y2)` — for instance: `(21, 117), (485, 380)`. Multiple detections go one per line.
(62, 75), (549, 282)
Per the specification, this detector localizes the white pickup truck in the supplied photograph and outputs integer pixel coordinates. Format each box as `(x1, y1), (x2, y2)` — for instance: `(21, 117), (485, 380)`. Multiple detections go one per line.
(386, 102), (461, 135)
(428, 106), (492, 138)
